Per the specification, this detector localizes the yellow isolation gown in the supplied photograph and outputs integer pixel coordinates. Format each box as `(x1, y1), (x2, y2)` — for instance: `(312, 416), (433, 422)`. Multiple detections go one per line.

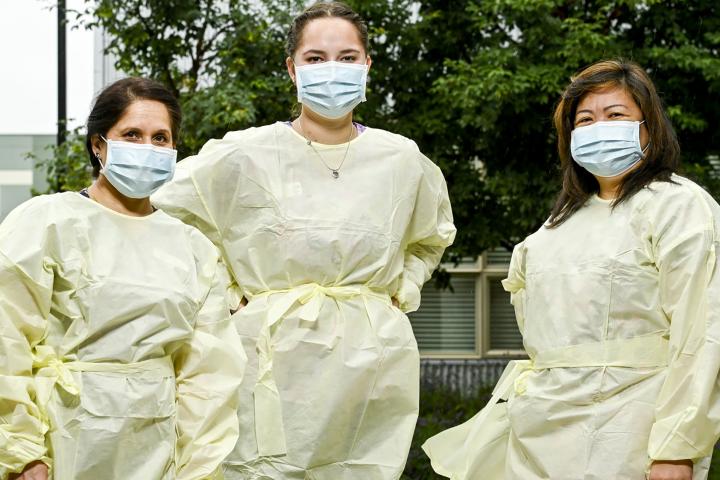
(424, 175), (720, 480)
(0, 192), (245, 480)
(152, 122), (456, 479)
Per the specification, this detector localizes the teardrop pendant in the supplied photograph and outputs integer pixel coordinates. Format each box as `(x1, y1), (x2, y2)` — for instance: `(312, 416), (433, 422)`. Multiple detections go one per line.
(332, 170), (340, 179)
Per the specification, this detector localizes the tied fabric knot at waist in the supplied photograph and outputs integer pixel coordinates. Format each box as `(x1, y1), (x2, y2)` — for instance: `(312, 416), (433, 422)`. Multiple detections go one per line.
(32, 345), (175, 420)
(251, 283), (390, 457)
(491, 333), (671, 412)
(423, 333), (671, 477)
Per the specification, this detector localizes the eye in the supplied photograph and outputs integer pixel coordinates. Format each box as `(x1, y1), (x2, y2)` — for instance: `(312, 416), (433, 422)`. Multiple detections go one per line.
(608, 112), (626, 119)
(124, 130), (141, 141)
(575, 117), (592, 126)
(307, 56), (323, 63)
(340, 55), (357, 62)
(152, 134), (169, 144)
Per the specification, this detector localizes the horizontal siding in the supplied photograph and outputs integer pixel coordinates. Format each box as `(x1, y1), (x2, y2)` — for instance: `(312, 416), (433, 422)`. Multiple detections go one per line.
(489, 278), (523, 350)
(410, 275), (476, 353)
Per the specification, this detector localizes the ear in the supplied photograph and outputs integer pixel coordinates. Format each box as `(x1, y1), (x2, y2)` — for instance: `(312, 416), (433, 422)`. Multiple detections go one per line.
(90, 134), (105, 158)
(365, 55), (372, 73)
(286, 57), (297, 85)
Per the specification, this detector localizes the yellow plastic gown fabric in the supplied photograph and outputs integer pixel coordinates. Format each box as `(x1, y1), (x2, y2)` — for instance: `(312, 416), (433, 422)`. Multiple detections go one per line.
(152, 122), (456, 479)
(424, 175), (720, 480)
(0, 193), (246, 480)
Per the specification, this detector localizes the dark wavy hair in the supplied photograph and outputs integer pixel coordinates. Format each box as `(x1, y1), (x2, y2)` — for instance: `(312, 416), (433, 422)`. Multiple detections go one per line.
(547, 59), (680, 228)
(85, 77), (181, 176)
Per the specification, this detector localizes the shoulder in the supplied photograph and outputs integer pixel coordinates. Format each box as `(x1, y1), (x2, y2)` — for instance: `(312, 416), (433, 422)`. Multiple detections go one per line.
(0, 192), (76, 229)
(175, 125), (280, 177)
(364, 127), (443, 175)
(194, 125), (276, 158)
(637, 175), (718, 225)
(363, 127), (424, 158)
(631, 175), (720, 250)
(0, 193), (83, 262)
(220, 123), (278, 145)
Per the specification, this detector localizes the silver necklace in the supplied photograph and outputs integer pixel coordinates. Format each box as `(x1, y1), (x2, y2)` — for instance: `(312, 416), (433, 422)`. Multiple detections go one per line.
(296, 119), (354, 179)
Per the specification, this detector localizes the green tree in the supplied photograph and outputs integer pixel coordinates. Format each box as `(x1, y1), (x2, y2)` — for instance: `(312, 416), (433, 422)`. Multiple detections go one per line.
(405, 0), (720, 253)
(45, 0), (720, 259)
(82, 0), (304, 155)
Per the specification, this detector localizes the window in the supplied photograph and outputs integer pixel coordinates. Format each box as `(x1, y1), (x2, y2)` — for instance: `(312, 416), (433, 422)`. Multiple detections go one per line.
(408, 274), (477, 354)
(408, 250), (525, 358)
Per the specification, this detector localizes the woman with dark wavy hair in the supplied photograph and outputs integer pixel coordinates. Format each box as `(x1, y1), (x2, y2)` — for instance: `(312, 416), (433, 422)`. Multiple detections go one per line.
(425, 59), (720, 480)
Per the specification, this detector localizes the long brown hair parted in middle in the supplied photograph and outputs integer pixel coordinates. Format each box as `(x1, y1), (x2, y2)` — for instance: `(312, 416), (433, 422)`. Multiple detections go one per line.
(547, 59), (680, 228)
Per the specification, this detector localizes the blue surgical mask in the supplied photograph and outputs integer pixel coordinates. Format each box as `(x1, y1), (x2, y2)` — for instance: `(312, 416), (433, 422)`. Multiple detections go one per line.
(570, 120), (649, 178)
(100, 137), (177, 199)
(295, 61), (369, 119)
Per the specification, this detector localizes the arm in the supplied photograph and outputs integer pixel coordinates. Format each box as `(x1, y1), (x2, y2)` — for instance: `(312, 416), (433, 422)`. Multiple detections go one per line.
(647, 198), (720, 468)
(173, 257), (246, 480)
(152, 141), (247, 310)
(395, 153), (456, 313)
(0, 203), (54, 479)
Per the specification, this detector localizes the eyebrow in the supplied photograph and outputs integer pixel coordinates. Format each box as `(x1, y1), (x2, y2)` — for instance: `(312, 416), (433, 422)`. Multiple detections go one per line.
(302, 48), (362, 55)
(120, 127), (171, 135)
(575, 104), (630, 117)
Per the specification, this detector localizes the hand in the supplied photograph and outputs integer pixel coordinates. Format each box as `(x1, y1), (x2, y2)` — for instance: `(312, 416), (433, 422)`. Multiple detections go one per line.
(230, 297), (248, 315)
(648, 460), (692, 480)
(391, 297), (400, 308)
(10, 461), (48, 480)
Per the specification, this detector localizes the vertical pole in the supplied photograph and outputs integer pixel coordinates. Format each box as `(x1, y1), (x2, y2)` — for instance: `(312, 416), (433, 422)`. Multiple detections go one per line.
(57, 0), (67, 146)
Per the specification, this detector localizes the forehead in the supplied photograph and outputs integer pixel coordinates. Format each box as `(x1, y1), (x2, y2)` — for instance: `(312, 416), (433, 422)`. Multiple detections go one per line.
(298, 17), (364, 51)
(576, 85), (637, 111)
(113, 99), (171, 130)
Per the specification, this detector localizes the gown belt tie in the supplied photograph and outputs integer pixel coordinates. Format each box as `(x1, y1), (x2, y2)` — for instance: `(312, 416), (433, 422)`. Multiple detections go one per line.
(252, 283), (390, 457)
(32, 345), (174, 420)
(453, 333), (673, 464)
(488, 333), (670, 414)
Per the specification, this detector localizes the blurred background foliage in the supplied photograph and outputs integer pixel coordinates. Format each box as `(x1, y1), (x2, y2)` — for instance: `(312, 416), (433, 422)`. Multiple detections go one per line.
(45, 0), (720, 259)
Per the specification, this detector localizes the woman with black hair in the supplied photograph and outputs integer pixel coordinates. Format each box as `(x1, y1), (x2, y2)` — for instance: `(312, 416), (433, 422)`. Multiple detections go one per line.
(0, 77), (244, 480)
(424, 59), (720, 480)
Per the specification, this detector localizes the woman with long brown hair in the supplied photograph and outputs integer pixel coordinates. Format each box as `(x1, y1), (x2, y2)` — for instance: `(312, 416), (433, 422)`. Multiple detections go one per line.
(153, 2), (455, 479)
(424, 59), (720, 480)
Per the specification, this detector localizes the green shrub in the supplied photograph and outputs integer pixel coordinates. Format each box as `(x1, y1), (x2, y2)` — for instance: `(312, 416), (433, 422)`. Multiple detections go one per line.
(403, 386), (493, 479)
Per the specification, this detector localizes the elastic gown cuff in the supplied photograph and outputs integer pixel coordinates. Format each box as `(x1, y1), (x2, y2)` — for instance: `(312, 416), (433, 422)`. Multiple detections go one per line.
(0, 442), (49, 479)
(648, 413), (707, 462)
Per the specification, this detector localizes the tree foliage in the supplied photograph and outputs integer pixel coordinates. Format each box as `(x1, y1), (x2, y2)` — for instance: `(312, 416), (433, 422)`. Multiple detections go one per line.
(410, 0), (720, 254)
(46, 0), (720, 258)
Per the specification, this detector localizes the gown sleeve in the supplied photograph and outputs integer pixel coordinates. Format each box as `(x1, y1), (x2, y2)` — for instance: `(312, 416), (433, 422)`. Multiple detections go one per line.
(173, 239), (246, 480)
(501, 241), (527, 335)
(647, 184), (720, 463)
(394, 150), (456, 313)
(152, 138), (246, 309)
(0, 199), (54, 477)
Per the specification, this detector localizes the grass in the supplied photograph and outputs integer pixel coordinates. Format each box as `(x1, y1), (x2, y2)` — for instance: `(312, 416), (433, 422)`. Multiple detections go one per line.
(404, 387), (719, 479)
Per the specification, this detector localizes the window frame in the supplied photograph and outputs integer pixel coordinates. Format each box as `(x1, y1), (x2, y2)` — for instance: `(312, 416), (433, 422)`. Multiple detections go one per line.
(417, 252), (527, 359)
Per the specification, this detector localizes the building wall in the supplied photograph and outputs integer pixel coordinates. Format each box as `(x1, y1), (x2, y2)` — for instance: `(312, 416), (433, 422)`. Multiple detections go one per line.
(0, 135), (54, 220)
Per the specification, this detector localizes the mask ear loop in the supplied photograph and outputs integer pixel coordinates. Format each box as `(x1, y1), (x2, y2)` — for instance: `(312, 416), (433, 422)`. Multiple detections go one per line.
(638, 120), (651, 156)
(96, 135), (109, 172)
